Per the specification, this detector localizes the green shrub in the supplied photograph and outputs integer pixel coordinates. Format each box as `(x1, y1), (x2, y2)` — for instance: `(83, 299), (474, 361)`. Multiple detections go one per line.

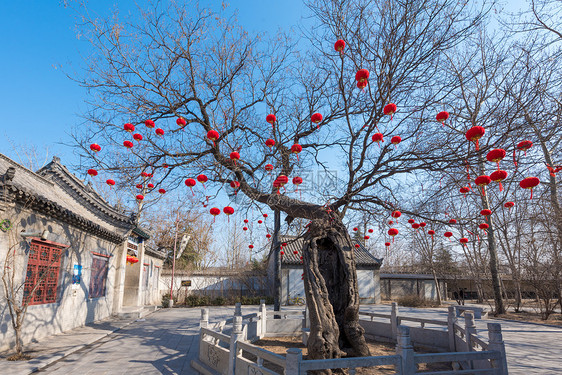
(396, 295), (440, 308)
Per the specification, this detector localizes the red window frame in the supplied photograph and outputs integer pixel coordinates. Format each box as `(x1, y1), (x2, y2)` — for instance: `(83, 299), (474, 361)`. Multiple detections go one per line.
(24, 240), (64, 305)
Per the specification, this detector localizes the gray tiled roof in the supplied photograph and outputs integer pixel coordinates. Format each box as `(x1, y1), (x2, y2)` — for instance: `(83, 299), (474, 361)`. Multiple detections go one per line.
(277, 235), (382, 267)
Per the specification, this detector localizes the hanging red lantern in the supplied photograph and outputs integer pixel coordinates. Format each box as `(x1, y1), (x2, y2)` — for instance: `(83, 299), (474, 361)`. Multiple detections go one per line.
(517, 140), (533, 156)
(372, 133), (384, 147)
(90, 143), (101, 153)
(444, 231), (453, 241)
(391, 210), (401, 221)
(357, 81), (368, 90)
(145, 119), (155, 128)
(460, 238), (469, 245)
(265, 164), (274, 172)
(87, 169), (98, 177)
(273, 179), (282, 194)
(185, 178), (196, 195)
(249, 244), (254, 249)
(383, 103), (397, 120)
(420, 222), (427, 228)
(133, 133), (143, 142)
(158, 188), (166, 194)
(244, 219), (249, 224)
(407, 219), (415, 224)
(480, 209), (492, 221)
(258, 220), (263, 224)
(334, 39), (345, 53)
(197, 174), (208, 188)
(490, 170), (508, 192)
(353, 227), (358, 231)
(277, 175), (289, 187)
(136, 194), (144, 202)
(106, 179), (115, 187)
(207, 130), (220, 146)
(266, 114), (276, 129)
(311, 113), (323, 129)
(474, 175), (491, 196)
(230, 151), (240, 165)
(265, 139), (275, 148)
(412, 223), (420, 229)
(141, 172), (149, 178)
(436, 111), (449, 125)
(354, 244), (360, 248)
(263, 213), (268, 218)
(223, 206), (234, 222)
(355, 69), (370, 83)
(230, 181), (240, 195)
(519, 177), (540, 199)
(147, 183), (154, 188)
(486, 149), (506, 170)
(460, 187), (470, 198)
(292, 176), (303, 195)
(162, 164), (169, 169)
(123, 140), (134, 149)
(504, 201), (515, 210)
(465, 126), (485, 151)
(388, 228), (399, 242)
(388, 220), (394, 225)
(449, 219), (457, 224)
(155, 128), (165, 136)
(124, 123), (135, 132)
(266, 233), (272, 239)
(136, 184), (143, 189)
(209, 207), (221, 222)
(479, 223), (489, 230)
(291, 144), (302, 161)
(368, 229), (374, 233)
(427, 230), (435, 240)
(280, 250), (284, 256)
(385, 242), (391, 247)
(391, 136), (402, 148)
(176, 117), (187, 128)
(243, 227), (248, 231)
(364, 235), (370, 240)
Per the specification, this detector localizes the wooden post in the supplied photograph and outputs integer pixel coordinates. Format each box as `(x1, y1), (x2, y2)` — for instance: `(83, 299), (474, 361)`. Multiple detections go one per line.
(447, 306), (456, 352)
(235, 302), (242, 316)
(391, 302), (398, 341)
(396, 325), (415, 374)
(259, 301), (267, 338)
(200, 308), (209, 329)
(487, 323), (508, 375)
(228, 315), (244, 375)
(285, 348), (302, 375)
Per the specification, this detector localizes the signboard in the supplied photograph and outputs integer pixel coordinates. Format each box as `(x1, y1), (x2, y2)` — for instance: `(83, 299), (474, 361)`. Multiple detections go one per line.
(72, 264), (82, 290)
(181, 280), (192, 287)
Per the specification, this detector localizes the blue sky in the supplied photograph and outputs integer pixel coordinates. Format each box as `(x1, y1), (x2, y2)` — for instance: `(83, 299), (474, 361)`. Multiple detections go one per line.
(0, 0), (308, 168)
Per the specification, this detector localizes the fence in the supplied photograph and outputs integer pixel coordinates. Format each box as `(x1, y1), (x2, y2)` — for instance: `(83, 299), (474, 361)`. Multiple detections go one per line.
(191, 303), (508, 375)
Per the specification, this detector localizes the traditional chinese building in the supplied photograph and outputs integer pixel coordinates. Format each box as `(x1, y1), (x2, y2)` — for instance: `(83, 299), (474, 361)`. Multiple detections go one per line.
(0, 154), (164, 352)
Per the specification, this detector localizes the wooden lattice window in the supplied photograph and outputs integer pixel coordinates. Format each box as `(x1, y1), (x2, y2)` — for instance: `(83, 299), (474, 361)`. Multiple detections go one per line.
(24, 241), (63, 305)
(89, 255), (109, 298)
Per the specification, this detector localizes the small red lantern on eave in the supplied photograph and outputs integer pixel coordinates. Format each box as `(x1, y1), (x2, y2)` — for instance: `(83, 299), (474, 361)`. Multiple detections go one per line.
(407, 219), (415, 224)
(449, 219), (457, 224)
(209, 207), (221, 222)
(124, 123), (135, 132)
(490, 170), (508, 192)
(265, 139), (275, 148)
(388, 228), (399, 242)
(460, 186), (470, 198)
(230, 151), (240, 165)
(291, 144), (302, 161)
(223, 206), (234, 222)
(486, 149), (506, 170)
(474, 175), (491, 196)
(158, 188), (166, 194)
(87, 169), (98, 177)
(106, 179), (115, 187)
(479, 223), (489, 231)
(90, 143), (101, 153)
(145, 119), (155, 128)
(391, 210), (401, 221)
(436, 111), (449, 126)
(504, 201), (515, 211)
(207, 130), (220, 146)
(155, 128), (165, 136)
(176, 117), (187, 128)
(133, 133), (143, 142)
(123, 140), (134, 149)
(372, 133), (384, 147)
(311, 113), (323, 129)
(136, 194), (144, 202)
(383, 103), (397, 120)
(465, 126), (485, 151)
(334, 39), (345, 53)
(185, 178), (196, 195)
(280, 250), (284, 256)
(520, 177), (540, 199)
(391, 136), (402, 148)
(355, 69), (370, 83)
(517, 140), (533, 156)
(266, 114), (276, 129)
(480, 209), (492, 221)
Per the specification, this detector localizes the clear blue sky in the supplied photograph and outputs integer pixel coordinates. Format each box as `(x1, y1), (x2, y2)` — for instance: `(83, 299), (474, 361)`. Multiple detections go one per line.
(0, 0), (307, 168)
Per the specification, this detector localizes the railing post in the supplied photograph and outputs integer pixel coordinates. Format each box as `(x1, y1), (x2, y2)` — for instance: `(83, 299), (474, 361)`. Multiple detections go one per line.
(285, 348), (302, 375)
(487, 323), (508, 375)
(447, 306), (456, 352)
(259, 301), (267, 338)
(200, 308), (209, 329)
(464, 311), (476, 352)
(391, 302), (399, 341)
(234, 302), (242, 316)
(396, 325), (415, 374)
(228, 315), (244, 375)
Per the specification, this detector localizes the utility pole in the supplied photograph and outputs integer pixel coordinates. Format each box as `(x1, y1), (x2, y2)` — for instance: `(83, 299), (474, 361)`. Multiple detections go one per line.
(169, 211), (180, 307)
(273, 209), (281, 313)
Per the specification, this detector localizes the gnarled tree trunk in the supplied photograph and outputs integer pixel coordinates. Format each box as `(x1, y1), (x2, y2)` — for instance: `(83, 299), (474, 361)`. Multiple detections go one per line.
(301, 218), (370, 373)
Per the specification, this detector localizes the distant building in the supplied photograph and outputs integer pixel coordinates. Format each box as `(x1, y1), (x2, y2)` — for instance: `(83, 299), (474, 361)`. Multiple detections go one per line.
(0, 155), (164, 352)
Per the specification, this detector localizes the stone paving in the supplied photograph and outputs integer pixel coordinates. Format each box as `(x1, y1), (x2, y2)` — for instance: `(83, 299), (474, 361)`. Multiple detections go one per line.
(0, 304), (560, 374)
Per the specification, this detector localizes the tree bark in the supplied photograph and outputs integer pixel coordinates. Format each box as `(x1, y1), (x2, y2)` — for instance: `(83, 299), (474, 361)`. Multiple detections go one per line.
(301, 218), (370, 373)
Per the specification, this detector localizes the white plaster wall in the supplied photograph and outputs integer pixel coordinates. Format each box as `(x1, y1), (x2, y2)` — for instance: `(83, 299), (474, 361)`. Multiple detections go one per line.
(357, 269), (375, 302)
(287, 268), (306, 303)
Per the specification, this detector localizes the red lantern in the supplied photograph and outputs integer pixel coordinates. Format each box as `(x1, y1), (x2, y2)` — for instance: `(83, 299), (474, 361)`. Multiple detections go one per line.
(124, 123), (135, 132)
(273, 179), (282, 194)
(136, 194), (144, 202)
(266, 114), (276, 129)
(504, 201), (515, 211)
(449, 219), (457, 224)
(519, 177), (540, 199)
(372, 133), (384, 146)
(311, 113), (323, 128)
(210, 207), (221, 222)
(460, 186), (470, 198)
(480, 209), (492, 220)
(141, 172), (149, 178)
(412, 223), (420, 229)
(420, 222), (426, 228)
(277, 175), (288, 186)
(136, 184), (143, 189)
(391, 210), (401, 221)
(265, 139), (275, 148)
(490, 170), (508, 192)
(223, 206), (234, 222)
(334, 39), (345, 53)
(517, 140), (533, 156)
(385, 242), (391, 247)
(207, 130), (220, 146)
(249, 244), (254, 249)
(147, 183), (154, 188)
(243, 227), (248, 231)
(364, 235), (370, 240)
(486, 149), (506, 170)
(87, 169), (98, 177)
(368, 229), (374, 233)
(444, 231), (453, 241)
(185, 178), (196, 195)
(176, 117), (187, 127)
(383, 103), (397, 120)
(292, 176), (303, 195)
(355, 244), (360, 248)
(263, 214), (268, 218)
(145, 119), (155, 128)
(155, 128), (165, 136)
(407, 219), (415, 224)
(460, 238), (469, 245)
(388, 220), (394, 225)
(474, 175), (491, 196)
(123, 140), (134, 149)
(230, 151), (240, 165)
(391, 136), (401, 148)
(258, 220), (263, 224)
(465, 126), (485, 151)
(230, 181), (241, 195)
(244, 219), (249, 224)
(427, 230), (435, 240)
(158, 188), (166, 194)
(355, 69), (369, 83)
(388, 228), (399, 242)
(479, 223), (489, 230)
(265, 164), (274, 172)
(436, 111), (449, 125)
(291, 144), (302, 161)
(133, 133), (143, 142)
(90, 143), (101, 153)
(280, 251), (284, 256)
(197, 174), (208, 188)
(106, 179), (115, 187)
(266, 233), (272, 239)
(357, 81), (368, 90)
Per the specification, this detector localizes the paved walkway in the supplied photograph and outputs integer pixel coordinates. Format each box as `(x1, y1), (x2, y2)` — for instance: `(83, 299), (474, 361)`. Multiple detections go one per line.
(1, 305), (561, 374)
